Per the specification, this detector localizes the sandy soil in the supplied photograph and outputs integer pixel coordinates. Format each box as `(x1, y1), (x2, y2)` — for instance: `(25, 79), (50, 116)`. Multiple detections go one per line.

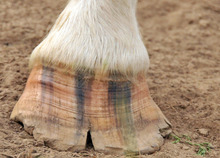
(0, 0), (220, 157)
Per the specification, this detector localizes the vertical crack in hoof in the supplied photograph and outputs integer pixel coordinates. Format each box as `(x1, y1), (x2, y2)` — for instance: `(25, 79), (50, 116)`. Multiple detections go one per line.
(17, 121), (24, 128)
(86, 130), (94, 149)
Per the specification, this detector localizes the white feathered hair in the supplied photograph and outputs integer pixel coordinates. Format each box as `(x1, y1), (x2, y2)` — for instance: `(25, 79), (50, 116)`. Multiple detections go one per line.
(30, 0), (149, 78)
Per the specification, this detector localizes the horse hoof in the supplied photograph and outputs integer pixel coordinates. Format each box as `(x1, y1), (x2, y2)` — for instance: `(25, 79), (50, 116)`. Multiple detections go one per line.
(11, 65), (171, 155)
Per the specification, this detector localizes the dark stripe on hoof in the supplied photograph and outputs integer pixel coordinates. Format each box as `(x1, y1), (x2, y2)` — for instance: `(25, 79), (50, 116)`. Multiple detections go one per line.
(41, 66), (57, 124)
(108, 81), (137, 152)
(41, 66), (54, 105)
(75, 71), (86, 139)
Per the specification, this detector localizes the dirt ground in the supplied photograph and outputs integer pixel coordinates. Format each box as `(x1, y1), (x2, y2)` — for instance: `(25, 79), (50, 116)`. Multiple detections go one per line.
(0, 0), (220, 157)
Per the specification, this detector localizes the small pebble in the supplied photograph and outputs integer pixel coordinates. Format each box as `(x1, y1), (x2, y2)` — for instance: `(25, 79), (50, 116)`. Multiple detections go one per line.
(192, 133), (199, 139)
(182, 145), (190, 150)
(199, 20), (209, 27)
(198, 128), (209, 136)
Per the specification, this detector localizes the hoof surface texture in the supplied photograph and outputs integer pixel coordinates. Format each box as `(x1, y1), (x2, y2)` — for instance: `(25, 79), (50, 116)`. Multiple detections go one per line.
(11, 65), (171, 155)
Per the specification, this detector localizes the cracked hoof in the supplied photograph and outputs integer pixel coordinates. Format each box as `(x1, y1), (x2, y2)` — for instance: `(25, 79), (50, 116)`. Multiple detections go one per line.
(11, 65), (171, 155)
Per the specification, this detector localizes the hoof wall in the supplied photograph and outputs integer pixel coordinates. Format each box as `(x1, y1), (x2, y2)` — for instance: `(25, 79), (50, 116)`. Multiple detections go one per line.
(11, 65), (171, 155)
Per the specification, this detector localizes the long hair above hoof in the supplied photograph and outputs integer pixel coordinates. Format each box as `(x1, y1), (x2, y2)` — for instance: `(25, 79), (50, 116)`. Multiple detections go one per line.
(29, 0), (149, 79)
